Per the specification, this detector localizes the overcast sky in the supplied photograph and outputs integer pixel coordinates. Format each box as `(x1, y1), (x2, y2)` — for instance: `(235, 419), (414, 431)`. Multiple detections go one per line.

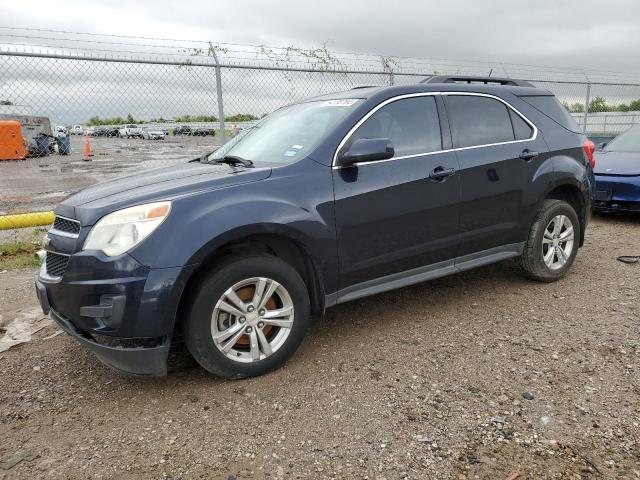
(2, 0), (640, 124)
(2, 0), (640, 74)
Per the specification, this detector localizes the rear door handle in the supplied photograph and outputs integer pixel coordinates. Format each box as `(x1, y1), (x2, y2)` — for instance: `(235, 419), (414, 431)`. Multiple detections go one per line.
(519, 149), (539, 161)
(429, 166), (456, 181)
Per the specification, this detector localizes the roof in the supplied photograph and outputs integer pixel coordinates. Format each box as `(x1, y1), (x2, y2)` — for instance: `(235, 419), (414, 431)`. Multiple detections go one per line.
(304, 77), (553, 101)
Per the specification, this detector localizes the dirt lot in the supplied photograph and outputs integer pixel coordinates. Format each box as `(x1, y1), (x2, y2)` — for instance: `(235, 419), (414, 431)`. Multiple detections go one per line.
(0, 135), (219, 214)
(0, 214), (639, 479)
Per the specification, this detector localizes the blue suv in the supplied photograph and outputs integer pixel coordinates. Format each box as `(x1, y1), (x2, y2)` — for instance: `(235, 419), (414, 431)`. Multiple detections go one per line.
(35, 76), (594, 378)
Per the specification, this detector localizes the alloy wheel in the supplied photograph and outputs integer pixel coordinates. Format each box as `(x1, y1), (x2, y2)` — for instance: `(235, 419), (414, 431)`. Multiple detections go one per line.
(211, 277), (294, 363)
(542, 214), (575, 270)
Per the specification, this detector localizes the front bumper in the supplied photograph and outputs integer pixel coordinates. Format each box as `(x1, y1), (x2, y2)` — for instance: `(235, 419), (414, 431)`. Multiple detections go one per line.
(49, 306), (169, 376)
(35, 253), (194, 376)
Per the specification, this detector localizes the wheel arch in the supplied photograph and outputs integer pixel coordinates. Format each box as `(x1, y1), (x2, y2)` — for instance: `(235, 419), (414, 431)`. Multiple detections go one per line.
(543, 181), (588, 246)
(174, 228), (326, 336)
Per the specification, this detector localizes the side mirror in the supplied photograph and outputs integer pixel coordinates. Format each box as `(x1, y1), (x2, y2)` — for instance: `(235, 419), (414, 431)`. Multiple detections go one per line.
(338, 138), (394, 166)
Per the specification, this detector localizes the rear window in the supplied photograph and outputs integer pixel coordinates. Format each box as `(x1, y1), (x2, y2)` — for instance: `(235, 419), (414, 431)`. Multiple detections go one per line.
(446, 95), (515, 148)
(519, 95), (582, 133)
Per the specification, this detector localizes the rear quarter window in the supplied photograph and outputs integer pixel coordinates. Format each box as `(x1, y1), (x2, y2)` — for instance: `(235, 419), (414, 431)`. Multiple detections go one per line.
(519, 95), (582, 133)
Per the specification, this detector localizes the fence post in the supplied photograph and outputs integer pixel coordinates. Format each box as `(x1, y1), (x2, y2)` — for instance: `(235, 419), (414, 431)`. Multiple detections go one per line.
(582, 82), (591, 133)
(209, 43), (226, 145)
(389, 71), (394, 86)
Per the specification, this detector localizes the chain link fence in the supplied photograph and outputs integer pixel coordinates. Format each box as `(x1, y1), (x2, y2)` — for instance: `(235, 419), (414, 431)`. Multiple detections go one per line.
(1, 43), (640, 225)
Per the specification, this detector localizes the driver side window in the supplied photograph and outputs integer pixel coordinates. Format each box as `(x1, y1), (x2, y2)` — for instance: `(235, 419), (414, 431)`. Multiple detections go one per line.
(350, 96), (442, 157)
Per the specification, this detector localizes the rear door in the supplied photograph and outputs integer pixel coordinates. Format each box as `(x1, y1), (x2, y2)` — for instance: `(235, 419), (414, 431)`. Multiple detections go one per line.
(333, 94), (461, 289)
(443, 93), (549, 256)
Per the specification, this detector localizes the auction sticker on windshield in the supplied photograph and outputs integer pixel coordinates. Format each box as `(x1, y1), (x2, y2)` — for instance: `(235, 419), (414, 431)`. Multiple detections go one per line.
(321, 99), (359, 107)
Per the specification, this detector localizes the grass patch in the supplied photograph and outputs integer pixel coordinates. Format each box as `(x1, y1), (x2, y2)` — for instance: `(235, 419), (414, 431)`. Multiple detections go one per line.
(0, 241), (41, 270)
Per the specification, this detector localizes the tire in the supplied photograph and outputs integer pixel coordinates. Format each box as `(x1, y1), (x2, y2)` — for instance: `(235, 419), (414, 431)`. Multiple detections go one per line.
(519, 199), (581, 282)
(183, 254), (310, 379)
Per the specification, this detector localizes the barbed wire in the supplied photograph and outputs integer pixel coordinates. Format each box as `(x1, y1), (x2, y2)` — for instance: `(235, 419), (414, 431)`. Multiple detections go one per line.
(2, 26), (640, 83)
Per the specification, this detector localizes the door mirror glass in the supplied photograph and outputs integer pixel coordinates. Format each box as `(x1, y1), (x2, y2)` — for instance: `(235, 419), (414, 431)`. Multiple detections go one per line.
(338, 138), (394, 166)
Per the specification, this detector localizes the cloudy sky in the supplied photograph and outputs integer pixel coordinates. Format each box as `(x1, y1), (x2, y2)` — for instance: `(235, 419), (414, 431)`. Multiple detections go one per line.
(1, 0), (639, 124)
(2, 0), (640, 74)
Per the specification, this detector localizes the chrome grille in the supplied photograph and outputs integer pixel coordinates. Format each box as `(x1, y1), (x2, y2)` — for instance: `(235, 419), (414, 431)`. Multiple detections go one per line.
(52, 216), (80, 235)
(45, 252), (69, 277)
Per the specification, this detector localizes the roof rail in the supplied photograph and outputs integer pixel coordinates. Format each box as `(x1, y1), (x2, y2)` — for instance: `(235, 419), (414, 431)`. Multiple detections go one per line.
(421, 75), (534, 88)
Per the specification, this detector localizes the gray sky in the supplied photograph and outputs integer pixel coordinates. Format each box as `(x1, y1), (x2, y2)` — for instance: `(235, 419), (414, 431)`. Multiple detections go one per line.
(2, 0), (640, 124)
(2, 0), (640, 74)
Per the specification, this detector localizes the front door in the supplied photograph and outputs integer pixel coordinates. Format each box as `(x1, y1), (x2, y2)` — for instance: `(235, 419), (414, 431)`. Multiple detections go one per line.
(333, 95), (461, 290)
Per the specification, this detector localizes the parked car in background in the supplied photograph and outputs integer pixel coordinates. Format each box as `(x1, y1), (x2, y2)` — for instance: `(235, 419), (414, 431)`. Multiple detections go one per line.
(36, 76), (594, 378)
(118, 124), (143, 138)
(71, 125), (83, 135)
(593, 126), (640, 213)
(104, 126), (120, 137)
(193, 127), (216, 137)
(589, 135), (616, 150)
(93, 127), (106, 136)
(54, 125), (67, 136)
(141, 126), (166, 140)
(173, 125), (192, 135)
(86, 126), (96, 136)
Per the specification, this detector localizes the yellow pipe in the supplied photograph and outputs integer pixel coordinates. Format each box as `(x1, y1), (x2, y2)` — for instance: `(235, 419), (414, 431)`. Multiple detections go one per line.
(0, 211), (55, 230)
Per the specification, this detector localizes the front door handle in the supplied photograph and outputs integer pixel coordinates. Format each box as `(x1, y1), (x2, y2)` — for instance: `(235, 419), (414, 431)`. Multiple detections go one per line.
(519, 149), (539, 161)
(429, 166), (456, 181)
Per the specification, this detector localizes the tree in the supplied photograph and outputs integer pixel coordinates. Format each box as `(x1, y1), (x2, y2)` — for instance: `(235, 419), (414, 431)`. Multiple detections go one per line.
(563, 102), (584, 113)
(126, 113), (135, 123)
(225, 113), (258, 122)
(588, 96), (608, 113)
(0, 100), (13, 105)
(174, 114), (217, 123)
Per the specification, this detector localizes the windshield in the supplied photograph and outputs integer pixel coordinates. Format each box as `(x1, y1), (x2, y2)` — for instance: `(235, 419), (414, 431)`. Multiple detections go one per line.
(210, 99), (362, 165)
(604, 127), (640, 153)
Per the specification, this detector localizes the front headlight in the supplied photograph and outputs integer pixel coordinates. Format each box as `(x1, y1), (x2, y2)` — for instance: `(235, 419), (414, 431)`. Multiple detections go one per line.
(83, 201), (171, 256)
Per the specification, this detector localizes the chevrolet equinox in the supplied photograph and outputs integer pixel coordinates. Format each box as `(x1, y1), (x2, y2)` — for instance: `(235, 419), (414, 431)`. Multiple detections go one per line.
(35, 76), (595, 378)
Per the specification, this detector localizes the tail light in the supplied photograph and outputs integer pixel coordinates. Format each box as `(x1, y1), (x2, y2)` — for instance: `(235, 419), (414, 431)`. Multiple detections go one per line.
(583, 139), (595, 169)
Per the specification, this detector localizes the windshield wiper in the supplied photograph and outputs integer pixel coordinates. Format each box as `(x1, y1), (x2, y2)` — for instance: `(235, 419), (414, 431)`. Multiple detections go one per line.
(212, 155), (254, 168)
(191, 151), (215, 163)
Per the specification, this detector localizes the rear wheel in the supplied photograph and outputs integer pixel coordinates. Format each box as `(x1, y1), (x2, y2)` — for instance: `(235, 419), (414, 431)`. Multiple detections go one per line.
(519, 199), (580, 282)
(183, 255), (310, 379)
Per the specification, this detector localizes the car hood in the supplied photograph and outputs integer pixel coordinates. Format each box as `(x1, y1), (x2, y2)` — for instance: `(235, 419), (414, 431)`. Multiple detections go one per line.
(594, 151), (640, 176)
(55, 161), (272, 225)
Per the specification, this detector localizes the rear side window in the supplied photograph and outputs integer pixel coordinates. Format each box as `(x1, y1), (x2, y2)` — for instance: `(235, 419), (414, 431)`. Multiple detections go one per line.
(519, 95), (582, 133)
(350, 96), (442, 157)
(446, 96), (516, 148)
(509, 109), (534, 140)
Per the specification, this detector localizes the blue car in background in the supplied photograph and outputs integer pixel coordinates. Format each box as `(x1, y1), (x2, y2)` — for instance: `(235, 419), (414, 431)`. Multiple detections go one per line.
(593, 127), (640, 213)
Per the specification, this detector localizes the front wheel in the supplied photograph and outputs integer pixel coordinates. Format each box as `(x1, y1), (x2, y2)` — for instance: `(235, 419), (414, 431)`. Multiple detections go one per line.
(519, 199), (580, 282)
(183, 255), (310, 379)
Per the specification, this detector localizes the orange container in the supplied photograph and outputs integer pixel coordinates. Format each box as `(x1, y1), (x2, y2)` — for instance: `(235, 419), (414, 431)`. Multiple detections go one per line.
(0, 120), (27, 161)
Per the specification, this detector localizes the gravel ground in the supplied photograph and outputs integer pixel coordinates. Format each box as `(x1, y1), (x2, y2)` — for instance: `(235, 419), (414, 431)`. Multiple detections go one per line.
(0, 214), (639, 479)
